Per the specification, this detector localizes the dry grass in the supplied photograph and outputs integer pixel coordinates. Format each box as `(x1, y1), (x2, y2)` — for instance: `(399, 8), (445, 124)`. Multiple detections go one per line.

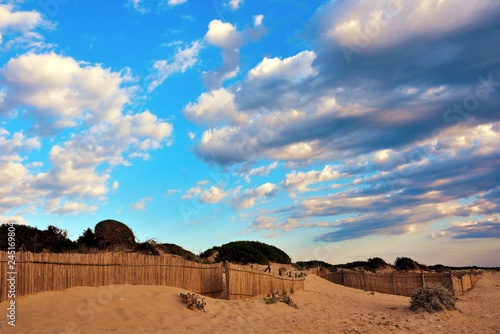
(410, 284), (456, 313)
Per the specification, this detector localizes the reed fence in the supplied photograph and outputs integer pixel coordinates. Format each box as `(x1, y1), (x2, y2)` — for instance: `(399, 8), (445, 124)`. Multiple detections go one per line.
(317, 268), (480, 297)
(0, 252), (223, 303)
(225, 262), (305, 300)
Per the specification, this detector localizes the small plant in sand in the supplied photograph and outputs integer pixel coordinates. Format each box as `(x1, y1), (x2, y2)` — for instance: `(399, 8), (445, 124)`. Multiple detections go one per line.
(180, 293), (207, 312)
(263, 290), (298, 309)
(290, 287), (294, 295)
(410, 284), (456, 313)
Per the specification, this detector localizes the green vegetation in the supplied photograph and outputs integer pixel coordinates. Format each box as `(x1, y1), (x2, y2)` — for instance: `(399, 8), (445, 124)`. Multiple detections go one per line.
(0, 224), (77, 253)
(367, 257), (387, 270)
(159, 243), (199, 261)
(263, 290), (298, 308)
(94, 219), (136, 249)
(410, 284), (456, 313)
(394, 257), (419, 271)
(296, 260), (337, 271)
(201, 241), (291, 265)
(76, 228), (98, 250)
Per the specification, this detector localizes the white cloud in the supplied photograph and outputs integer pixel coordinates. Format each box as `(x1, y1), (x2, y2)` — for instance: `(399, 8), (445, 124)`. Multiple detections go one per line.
(45, 198), (97, 216)
(0, 215), (27, 225)
(282, 165), (340, 194)
(0, 52), (130, 134)
(205, 19), (242, 49)
(164, 188), (181, 196)
(324, 0), (500, 49)
(253, 14), (264, 26)
(168, 0), (187, 6)
(127, 0), (187, 13)
(248, 50), (317, 82)
(149, 40), (203, 91)
(181, 186), (202, 200)
(199, 186), (233, 204)
(112, 181), (119, 190)
(183, 88), (246, 126)
(29, 110), (172, 201)
(188, 131), (196, 140)
(131, 197), (153, 211)
(0, 52), (173, 217)
(241, 161), (278, 182)
(202, 20), (244, 89)
(0, 4), (50, 50)
(227, 0), (243, 10)
(230, 182), (276, 210)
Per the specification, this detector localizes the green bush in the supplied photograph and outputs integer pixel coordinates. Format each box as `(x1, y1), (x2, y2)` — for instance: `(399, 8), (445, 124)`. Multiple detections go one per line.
(367, 257), (387, 270)
(203, 241), (291, 265)
(410, 284), (456, 313)
(395, 257), (418, 271)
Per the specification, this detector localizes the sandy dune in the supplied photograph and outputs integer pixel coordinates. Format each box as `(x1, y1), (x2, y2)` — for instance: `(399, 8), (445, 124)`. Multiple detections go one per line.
(0, 272), (498, 333)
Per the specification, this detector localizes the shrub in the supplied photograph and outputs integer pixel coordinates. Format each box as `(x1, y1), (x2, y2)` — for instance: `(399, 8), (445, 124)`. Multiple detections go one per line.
(207, 241), (291, 265)
(179, 293), (206, 312)
(94, 220), (136, 250)
(367, 257), (387, 270)
(263, 290), (298, 308)
(395, 257), (418, 271)
(77, 228), (98, 250)
(410, 284), (456, 313)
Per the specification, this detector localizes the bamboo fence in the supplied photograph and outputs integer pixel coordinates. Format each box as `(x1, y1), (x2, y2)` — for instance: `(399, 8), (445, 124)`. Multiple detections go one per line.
(0, 252), (224, 302)
(317, 268), (480, 297)
(225, 262), (305, 300)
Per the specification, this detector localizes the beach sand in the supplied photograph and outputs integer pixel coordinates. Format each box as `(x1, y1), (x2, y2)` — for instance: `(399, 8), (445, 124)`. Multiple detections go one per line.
(0, 271), (498, 333)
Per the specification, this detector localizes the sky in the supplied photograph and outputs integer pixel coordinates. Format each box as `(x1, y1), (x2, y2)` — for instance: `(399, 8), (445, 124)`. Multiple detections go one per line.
(1, 0), (499, 267)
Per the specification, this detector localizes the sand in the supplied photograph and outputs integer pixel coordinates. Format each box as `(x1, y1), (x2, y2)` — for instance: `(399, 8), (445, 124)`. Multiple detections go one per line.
(0, 271), (498, 333)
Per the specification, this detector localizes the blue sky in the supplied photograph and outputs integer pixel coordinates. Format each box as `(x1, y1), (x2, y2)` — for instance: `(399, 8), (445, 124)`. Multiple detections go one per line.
(1, 0), (500, 266)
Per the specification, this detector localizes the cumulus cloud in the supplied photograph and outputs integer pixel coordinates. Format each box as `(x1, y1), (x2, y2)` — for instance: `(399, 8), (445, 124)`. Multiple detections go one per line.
(0, 52), (130, 135)
(248, 50), (316, 82)
(199, 186), (235, 204)
(202, 20), (244, 90)
(281, 164), (340, 194)
(148, 40), (203, 91)
(240, 161), (278, 182)
(230, 182), (276, 210)
(227, 0), (243, 10)
(130, 197), (153, 211)
(29, 110), (173, 201)
(0, 4), (50, 50)
(0, 51), (173, 218)
(183, 88), (246, 126)
(44, 198), (97, 216)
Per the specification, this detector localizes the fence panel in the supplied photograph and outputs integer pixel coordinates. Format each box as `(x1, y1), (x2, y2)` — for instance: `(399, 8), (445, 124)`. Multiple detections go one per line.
(226, 263), (305, 300)
(365, 272), (394, 295)
(461, 274), (472, 293)
(0, 252), (224, 302)
(317, 268), (478, 297)
(343, 271), (365, 290)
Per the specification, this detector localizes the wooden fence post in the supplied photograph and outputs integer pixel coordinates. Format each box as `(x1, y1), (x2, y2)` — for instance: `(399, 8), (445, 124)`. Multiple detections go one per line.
(341, 268), (344, 286)
(362, 271), (367, 290)
(421, 270), (425, 286)
(392, 272), (396, 295)
(224, 261), (230, 299)
(449, 271), (456, 296)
